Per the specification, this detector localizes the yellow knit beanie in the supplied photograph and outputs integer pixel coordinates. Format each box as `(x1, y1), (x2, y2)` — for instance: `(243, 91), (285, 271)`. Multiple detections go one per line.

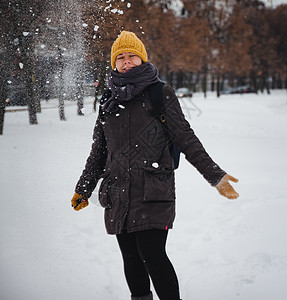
(111, 31), (148, 70)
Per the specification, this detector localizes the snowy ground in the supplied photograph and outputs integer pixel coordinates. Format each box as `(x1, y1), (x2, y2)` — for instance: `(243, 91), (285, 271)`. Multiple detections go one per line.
(1, 91), (287, 300)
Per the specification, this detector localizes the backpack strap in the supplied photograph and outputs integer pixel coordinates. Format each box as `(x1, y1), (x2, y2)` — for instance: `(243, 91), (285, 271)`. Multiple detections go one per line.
(147, 81), (166, 123)
(147, 82), (181, 169)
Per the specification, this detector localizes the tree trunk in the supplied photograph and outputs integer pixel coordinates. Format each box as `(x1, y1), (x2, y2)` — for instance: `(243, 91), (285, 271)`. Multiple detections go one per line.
(21, 39), (38, 125)
(0, 60), (7, 134)
(27, 77), (38, 124)
(187, 72), (193, 95)
(211, 76), (215, 92)
(259, 75), (264, 93)
(202, 67), (207, 98)
(193, 72), (200, 93)
(0, 94), (5, 135)
(58, 73), (66, 121)
(76, 79), (84, 116)
(216, 74), (220, 98)
(220, 77), (224, 91)
(203, 75), (207, 98)
(265, 72), (270, 94)
(58, 76), (66, 121)
(57, 47), (66, 121)
(34, 72), (41, 113)
(250, 71), (258, 94)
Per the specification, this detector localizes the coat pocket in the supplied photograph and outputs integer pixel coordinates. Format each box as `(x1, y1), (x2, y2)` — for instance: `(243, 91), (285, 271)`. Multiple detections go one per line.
(98, 175), (112, 208)
(98, 172), (121, 209)
(143, 167), (175, 202)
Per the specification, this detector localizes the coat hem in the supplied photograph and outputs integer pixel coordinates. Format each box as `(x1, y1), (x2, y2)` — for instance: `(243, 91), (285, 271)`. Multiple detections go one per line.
(106, 222), (174, 235)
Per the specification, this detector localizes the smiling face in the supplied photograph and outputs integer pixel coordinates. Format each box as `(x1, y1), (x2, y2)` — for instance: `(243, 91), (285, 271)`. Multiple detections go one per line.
(115, 52), (142, 73)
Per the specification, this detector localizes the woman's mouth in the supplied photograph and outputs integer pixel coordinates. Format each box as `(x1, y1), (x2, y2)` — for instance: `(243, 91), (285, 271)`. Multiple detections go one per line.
(123, 67), (132, 72)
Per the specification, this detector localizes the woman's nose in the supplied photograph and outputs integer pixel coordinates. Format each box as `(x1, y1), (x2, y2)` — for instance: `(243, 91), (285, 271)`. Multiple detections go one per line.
(123, 57), (131, 64)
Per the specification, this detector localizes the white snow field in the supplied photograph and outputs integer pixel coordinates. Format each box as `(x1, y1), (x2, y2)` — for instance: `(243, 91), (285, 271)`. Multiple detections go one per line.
(1, 91), (287, 300)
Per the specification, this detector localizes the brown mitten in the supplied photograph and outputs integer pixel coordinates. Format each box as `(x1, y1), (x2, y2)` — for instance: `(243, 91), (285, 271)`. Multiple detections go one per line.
(71, 193), (89, 211)
(216, 174), (239, 199)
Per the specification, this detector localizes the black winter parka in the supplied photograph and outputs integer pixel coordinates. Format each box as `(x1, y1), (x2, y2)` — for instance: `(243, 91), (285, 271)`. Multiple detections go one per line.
(75, 85), (226, 234)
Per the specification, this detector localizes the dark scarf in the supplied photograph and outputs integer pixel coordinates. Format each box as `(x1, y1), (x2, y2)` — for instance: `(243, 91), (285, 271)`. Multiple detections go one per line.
(103, 62), (160, 113)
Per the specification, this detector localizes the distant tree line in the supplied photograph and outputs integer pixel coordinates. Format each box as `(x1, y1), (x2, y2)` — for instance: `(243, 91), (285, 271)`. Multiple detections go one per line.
(83, 0), (287, 97)
(1, 0), (287, 133)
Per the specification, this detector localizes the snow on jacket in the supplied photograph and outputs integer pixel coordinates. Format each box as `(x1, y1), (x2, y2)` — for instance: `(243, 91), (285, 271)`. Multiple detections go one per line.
(75, 85), (226, 234)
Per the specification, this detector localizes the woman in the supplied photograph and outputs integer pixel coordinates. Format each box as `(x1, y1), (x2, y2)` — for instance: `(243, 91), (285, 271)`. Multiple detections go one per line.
(71, 31), (239, 300)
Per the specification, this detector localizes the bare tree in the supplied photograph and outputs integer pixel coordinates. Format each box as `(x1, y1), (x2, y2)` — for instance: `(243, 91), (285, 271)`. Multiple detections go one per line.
(1, 0), (50, 128)
(0, 2), (11, 134)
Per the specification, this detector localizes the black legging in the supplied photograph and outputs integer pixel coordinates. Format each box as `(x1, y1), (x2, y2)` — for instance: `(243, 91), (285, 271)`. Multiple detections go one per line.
(116, 229), (180, 300)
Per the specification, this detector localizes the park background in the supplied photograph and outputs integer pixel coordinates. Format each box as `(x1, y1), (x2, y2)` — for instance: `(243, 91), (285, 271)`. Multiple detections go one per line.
(1, 1), (287, 300)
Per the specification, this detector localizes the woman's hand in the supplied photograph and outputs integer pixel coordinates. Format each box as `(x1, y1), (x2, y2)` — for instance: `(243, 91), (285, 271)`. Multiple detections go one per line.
(216, 174), (239, 199)
(71, 193), (89, 211)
